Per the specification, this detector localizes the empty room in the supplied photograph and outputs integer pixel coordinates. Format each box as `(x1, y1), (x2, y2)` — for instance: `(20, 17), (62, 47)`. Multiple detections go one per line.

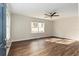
(4, 3), (79, 56)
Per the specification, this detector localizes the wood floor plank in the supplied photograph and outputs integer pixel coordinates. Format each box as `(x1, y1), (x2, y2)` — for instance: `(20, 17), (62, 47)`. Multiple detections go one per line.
(8, 38), (79, 56)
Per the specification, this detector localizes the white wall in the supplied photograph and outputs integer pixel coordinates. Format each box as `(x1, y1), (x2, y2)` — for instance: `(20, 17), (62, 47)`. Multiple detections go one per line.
(11, 13), (79, 42)
(52, 16), (79, 41)
(11, 14), (53, 42)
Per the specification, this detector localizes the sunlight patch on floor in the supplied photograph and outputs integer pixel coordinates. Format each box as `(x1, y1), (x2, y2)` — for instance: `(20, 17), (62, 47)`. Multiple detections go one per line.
(45, 38), (77, 45)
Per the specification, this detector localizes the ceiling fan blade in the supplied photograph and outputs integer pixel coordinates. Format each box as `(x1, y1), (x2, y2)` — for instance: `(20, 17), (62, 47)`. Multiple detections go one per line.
(53, 15), (59, 16)
(44, 14), (51, 16)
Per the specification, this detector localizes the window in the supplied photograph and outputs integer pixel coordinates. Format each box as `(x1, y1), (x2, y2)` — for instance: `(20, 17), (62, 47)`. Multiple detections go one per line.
(6, 8), (10, 40)
(31, 22), (44, 33)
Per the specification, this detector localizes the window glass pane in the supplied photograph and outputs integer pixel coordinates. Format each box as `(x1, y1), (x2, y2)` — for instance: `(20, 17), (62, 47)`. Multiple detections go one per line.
(31, 28), (38, 33)
(6, 8), (10, 40)
(39, 28), (44, 32)
(31, 22), (38, 33)
(31, 22), (38, 28)
(38, 23), (44, 33)
(39, 23), (44, 28)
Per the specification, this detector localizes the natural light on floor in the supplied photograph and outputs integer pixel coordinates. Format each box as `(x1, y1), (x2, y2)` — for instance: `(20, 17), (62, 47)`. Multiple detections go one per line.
(45, 38), (77, 45)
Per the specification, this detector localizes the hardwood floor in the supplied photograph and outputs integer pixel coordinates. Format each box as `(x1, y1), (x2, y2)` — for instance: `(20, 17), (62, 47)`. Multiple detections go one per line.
(8, 38), (79, 56)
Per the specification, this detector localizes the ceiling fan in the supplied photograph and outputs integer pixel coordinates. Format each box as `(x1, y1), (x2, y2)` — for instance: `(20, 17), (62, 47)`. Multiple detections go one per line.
(44, 11), (59, 18)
